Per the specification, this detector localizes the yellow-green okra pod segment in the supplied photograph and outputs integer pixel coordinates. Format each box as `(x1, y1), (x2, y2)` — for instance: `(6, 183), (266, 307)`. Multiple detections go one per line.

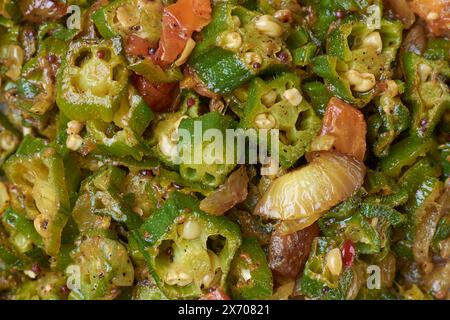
(240, 72), (321, 168)
(140, 192), (242, 299)
(56, 39), (129, 123)
(3, 136), (71, 256)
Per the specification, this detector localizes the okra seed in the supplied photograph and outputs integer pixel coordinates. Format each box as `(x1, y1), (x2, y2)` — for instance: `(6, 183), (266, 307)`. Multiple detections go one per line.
(165, 270), (193, 287)
(222, 31), (242, 51)
(116, 5), (140, 29)
(254, 113), (276, 129)
(241, 268), (252, 282)
(0, 135), (16, 151)
(255, 15), (284, 38)
(344, 69), (376, 92)
(22, 127), (32, 136)
(159, 134), (178, 158)
(418, 63), (433, 82)
(283, 88), (303, 106)
(232, 16), (241, 28)
(132, 206), (144, 216)
(182, 220), (202, 240)
(0, 181), (10, 214)
(385, 80), (399, 97)
(362, 31), (382, 53)
(66, 134), (83, 151)
(261, 90), (277, 107)
(24, 270), (37, 279)
(326, 248), (343, 276)
(164, 270), (179, 286)
(66, 120), (84, 135)
(176, 272), (193, 286)
(202, 273), (214, 288)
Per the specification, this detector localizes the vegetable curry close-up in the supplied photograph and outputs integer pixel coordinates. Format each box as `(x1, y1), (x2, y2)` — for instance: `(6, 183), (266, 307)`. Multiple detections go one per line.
(0, 0), (449, 300)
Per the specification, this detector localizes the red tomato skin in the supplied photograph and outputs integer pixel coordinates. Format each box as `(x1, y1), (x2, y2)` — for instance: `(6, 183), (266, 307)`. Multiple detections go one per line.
(158, 0), (212, 63)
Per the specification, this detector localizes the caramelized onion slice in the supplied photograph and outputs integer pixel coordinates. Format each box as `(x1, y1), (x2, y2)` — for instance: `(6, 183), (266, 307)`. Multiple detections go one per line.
(320, 97), (367, 161)
(269, 223), (319, 279)
(254, 151), (366, 222)
(400, 24), (427, 57)
(200, 166), (249, 216)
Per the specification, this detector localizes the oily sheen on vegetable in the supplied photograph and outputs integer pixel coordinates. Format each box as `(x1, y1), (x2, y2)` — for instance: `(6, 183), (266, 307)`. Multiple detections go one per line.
(254, 151), (366, 228)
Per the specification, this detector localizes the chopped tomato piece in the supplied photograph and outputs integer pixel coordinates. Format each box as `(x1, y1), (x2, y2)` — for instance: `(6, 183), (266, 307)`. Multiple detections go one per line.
(125, 35), (154, 58)
(157, 13), (188, 63)
(125, 35), (165, 67)
(320, 97), (367, 161)
(409, 0), (450, 37)
(166, 0), (212, 32)
(158, 0), (212, 63)
(199, 288), (231, 300)
(130, 74), (178, 113)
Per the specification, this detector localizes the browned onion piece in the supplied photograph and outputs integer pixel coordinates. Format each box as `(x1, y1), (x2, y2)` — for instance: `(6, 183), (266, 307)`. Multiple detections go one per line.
(269, 223), (319, 279)
(199, 166), (249, 216)
(319, 97), (367, 161)
(401, 24), (427, 56)
(229, 210), (272, 246)
(254, 151), (365, 225)
(383, 0), (416, 29)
